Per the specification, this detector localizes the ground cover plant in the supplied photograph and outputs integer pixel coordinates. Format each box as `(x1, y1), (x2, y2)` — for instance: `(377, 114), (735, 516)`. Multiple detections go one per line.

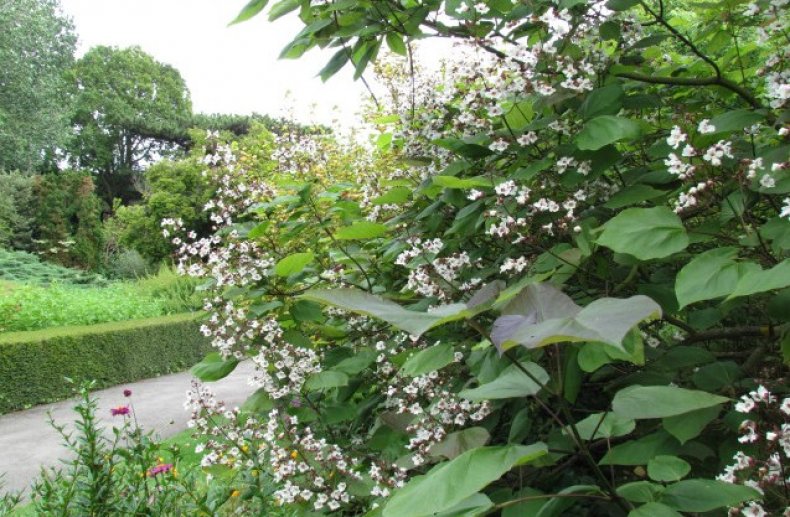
(0, 255), (201, 332)
(154, 0), (790, 515)
(0, 248), (107, 287)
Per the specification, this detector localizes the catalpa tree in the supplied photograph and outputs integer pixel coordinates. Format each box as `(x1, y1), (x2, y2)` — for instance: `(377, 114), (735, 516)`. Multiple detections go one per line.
(169, 0), (789, 515)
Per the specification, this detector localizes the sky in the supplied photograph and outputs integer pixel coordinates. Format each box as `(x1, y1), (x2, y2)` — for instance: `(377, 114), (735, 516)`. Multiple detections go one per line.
(58, 0), (375, 128)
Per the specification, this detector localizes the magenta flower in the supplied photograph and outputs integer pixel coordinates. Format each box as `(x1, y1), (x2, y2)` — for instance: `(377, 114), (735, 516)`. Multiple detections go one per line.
(110, 405), (130, 416)
(123, 389), (132, 397)
(147, 463), (174, 477)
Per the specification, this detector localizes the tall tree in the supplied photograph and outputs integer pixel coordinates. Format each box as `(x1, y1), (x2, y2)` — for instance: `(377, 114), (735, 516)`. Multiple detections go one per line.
(0, 0), (76, 172)
(67, 45), (193, 203)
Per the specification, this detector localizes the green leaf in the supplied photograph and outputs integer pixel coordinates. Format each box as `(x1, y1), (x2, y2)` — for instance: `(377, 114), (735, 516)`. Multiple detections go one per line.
(304, 370), (349, 391)
(429, 427), (490, 460)
(460, 362), (549, 401)
(728, 259), (790, 299)
(600, 431), (680, 465)
(274, 252), (315, 277)
(385, 32), (407, 56)
(598, 207), (689, 260)
(604, 184), (666, 209)
(434, 493), (493, 517)
(230, 0), (269, 24)
(607, 0), (640, 10)
(662, 405), (720, 444)
(629, 503), (682, 517)
(580, 84), (623, 120)
(382, 443), (548, 517)
(241, 387), (274, 414)
(191, 353), (239, 382)
(708, 109), (764, 134)
(659, 479), (762, 512)
(301, 288), (471, 337)
(290, 300), (324, 322)
(612, 385), (728, 419)
(319, 49), (350, 82)
(572, 412), (635, 440)
(493, 286), (661, 352)
(647, 455), (691, 482)
(675, 247), (743, 308)
(576, 116), (642, 150)
(401, 343), (455, 377)
(618, 481), (665, 503)
(432, 175), (492, 189)
(373, 186), (411, 205)
(268, 0), (300, 20)
(335, 221), (389, 240)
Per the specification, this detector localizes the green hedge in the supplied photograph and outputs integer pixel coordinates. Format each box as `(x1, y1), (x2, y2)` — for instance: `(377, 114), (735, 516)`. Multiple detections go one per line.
(0, 313), (211, 413)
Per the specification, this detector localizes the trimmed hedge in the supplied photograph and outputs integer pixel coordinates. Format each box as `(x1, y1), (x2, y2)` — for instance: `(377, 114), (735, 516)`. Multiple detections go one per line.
(0, 313), (211, 413)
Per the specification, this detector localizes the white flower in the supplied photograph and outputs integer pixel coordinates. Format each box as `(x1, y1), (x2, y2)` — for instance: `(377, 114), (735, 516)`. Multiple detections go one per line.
(759, 174), (776, 189)
(667, 126), (687, 149)
(698, 119), (716, 134)
(489, 139), (509, 152)
(517, 131), (537, 145)
(467, 189), (484, 201)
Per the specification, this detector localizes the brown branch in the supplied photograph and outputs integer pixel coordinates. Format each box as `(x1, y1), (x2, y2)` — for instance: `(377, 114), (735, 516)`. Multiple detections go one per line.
(614, 72), (762, 110)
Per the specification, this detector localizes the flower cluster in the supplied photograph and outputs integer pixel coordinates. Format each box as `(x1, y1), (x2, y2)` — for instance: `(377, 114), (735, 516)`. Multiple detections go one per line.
(719, 386), (790, 516)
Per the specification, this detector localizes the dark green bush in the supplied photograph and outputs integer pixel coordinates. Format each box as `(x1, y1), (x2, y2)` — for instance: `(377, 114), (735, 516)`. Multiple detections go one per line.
(0, 313), (210, 413)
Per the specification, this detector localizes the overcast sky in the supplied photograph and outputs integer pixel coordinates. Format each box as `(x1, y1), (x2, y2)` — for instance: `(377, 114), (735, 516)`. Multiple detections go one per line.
(59, 0), (374, 128)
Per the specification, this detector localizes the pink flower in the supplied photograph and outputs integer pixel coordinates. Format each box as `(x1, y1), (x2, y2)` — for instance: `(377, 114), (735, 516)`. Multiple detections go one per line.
(147, 463), (174, 477)
(111, 405), (130, 417)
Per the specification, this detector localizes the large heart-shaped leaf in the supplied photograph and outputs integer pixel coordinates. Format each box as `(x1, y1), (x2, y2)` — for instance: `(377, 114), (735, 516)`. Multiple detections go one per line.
(576, 115), (642, 150)
(382, 443), (548, 517)
(492, 285), (661, 352)
(301, 288), (482, 337)
(428, 427), (490, 460)
(658, 480), (761, 512)
(191, 353), (239, 382)
(401, 343), (455, 377)
(727, 258), (790, 299)
(460, 362), (549, 401)
(335, 221), (389, 240)
(612, 385), (728, 419)
(598, 207), (689, 261)
(274, 252), (315, 277)
(675, 247), (752, 308)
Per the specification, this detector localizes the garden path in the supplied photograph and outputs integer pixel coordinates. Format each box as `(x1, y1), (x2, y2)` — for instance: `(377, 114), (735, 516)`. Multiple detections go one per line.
(0, 360), (256, 495)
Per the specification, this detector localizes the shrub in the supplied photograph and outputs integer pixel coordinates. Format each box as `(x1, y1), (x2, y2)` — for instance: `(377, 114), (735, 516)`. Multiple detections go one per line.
(105, 248), (152, 279)
(165, 0), (790, 514)
(0, 173), (35, 251)
(129, 266), (203, 313)
(0, 248), (108, 287)
(31, 171), (104, 269)
(0, 313), (210, 413)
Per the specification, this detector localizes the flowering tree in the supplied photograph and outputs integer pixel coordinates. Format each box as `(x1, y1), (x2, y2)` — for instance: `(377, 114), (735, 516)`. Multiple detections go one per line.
(169, 0), (789, 515)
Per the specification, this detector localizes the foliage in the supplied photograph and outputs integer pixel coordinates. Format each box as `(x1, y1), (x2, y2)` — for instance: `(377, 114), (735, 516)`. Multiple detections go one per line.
(67, 45), (193, 203)
(160, 0), (790, 514)
(0, 0), (76, 172)
(31, 171), (104, 269)
(0, 173), (35, 251)
(24, 382), (292, 516)
(0, 248), (107, 287)
(104, 248), (153, 279)
(109, 142), (214, 262)
(0, 314), (210, 413)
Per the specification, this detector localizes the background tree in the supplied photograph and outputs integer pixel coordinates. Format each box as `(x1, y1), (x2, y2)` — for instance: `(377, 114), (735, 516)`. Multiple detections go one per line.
(67, 45), (193, 204)
(0, 0), (76, 172)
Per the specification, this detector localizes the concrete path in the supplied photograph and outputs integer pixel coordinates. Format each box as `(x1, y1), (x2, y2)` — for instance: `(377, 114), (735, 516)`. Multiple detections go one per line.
(0, 361), (257, 495)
